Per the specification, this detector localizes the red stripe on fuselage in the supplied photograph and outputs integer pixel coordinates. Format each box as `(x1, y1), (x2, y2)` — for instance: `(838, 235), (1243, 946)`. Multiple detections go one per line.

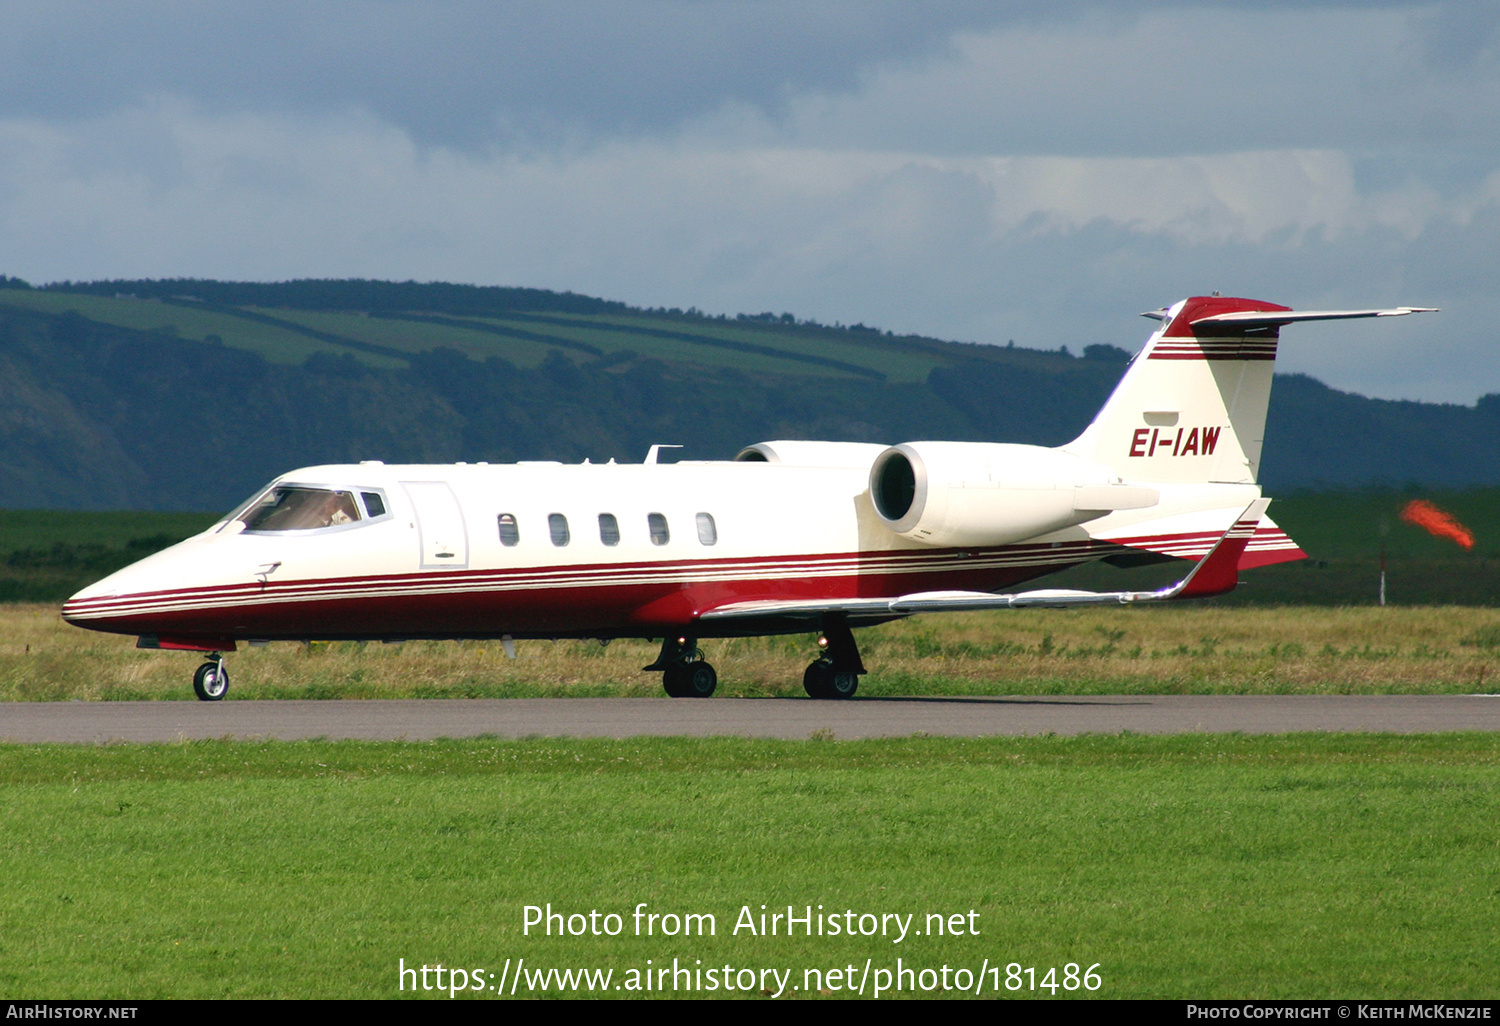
(61, 544), (1104, 640)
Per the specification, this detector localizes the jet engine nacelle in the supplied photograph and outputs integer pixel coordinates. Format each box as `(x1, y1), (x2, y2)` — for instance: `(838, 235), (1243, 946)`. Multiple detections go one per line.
(869, 442), (1159, 547)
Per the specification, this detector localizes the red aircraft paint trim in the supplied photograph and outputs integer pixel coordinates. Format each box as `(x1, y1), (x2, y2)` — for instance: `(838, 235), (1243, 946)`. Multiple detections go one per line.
(1107, 525), (1304, 563)
(1163, 296), (1292, 337)
(60, 542), (1105, 621)
(1174, 509), (1265, 598)
(1148, 339), (1280, 361)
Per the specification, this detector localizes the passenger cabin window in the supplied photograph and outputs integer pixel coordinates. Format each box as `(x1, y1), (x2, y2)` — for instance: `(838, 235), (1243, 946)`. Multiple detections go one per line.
(648, 513), (670, 546)
(497, 513), (520, 547)
(548, 513), (571, 547)
(240, 487), (360, 531)
(598, 513), (620, 546)
(696, 512), (717, 546)
(361, 492), (386, 518)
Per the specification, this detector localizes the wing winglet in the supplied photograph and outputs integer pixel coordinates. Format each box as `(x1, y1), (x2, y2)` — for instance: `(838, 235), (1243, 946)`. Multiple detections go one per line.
(1166, 498), (1270, 599)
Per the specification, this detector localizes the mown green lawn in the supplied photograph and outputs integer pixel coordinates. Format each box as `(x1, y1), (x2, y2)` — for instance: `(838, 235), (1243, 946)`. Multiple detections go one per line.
(1, 735), (1496, 999)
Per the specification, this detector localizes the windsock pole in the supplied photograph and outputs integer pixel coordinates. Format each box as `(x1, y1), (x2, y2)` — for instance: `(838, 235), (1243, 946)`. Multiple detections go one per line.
(1379, 540), (1387, 607)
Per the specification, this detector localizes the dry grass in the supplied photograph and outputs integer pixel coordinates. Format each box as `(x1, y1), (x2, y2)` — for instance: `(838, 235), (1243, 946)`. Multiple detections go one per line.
(4, 603), (1498, 700)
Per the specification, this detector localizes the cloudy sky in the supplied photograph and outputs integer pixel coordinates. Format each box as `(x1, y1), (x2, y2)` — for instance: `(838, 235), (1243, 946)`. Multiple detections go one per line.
(1, 1), (1496, 402)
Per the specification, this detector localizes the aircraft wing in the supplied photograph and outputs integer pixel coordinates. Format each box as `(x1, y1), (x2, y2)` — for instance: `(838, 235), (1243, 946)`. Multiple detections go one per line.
(700, 499), (1269, 622)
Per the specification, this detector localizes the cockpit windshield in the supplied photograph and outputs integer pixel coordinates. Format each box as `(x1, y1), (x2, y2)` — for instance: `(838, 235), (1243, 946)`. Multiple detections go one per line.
(238, 487), (362, 531)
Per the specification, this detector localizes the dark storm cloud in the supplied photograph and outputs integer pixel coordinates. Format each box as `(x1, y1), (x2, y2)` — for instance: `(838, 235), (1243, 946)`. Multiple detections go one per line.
(6, 1), (1487, 151)
(0, 0), (1022, 145)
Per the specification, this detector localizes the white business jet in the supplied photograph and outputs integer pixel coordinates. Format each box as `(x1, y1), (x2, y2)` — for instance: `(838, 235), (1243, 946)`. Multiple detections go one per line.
(62, 295), (1435, 700)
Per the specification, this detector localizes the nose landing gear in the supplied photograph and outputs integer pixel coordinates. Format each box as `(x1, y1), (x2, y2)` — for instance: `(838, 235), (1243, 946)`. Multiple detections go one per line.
(192, 654), (229, 701)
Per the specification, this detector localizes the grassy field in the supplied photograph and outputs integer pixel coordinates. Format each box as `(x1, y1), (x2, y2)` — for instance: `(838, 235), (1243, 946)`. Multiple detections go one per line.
(0, 287), (964, 380)
(7, 604), (1497, 701)
(0, 734), (1496, 999)
(0, 288), (354, 364)
(0, 509), (219, 553)
(0, 510), (221, 603)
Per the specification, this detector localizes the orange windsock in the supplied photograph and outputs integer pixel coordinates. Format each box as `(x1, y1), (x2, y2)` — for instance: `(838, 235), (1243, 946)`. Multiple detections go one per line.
(1400, 499), (1475, 551)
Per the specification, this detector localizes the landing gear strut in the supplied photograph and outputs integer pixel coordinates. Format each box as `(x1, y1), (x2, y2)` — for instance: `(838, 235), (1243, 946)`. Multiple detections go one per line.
(193, 653), (229, 701)
(804, 618), (865, 700)
(645, 636), (717, 698)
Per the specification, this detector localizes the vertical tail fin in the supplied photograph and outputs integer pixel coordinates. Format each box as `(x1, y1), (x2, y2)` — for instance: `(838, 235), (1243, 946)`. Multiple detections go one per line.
(1065, 295), (1290, 485)
(1065, 297), (1436, 485)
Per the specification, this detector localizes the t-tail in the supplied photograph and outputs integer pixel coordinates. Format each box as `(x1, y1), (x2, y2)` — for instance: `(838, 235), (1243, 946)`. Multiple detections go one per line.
(1064, 295), (1437, 485)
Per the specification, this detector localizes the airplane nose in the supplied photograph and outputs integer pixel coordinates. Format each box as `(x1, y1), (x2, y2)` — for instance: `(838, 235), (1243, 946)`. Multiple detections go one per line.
(62, 573), (133, 631)
(60, 537), (251, 652)
(60, 552), (185, 635)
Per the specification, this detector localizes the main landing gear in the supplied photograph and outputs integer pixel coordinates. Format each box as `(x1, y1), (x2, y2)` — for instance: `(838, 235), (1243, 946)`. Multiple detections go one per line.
(802, 619), (866, 700)
(647, 618), (868, 700)
(192, 653), (229, 701)
(645, 636), (718, 698)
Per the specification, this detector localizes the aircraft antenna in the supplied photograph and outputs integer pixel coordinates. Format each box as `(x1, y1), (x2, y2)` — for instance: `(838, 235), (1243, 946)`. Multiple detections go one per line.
(644, 444), (683, 464)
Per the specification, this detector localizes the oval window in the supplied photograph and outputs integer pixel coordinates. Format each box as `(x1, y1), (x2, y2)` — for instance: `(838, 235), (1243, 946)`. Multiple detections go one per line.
(647, 513), (670, 546)
(598, 513), (620, 546)
(498, 514), (520, 547)
(696, 512), (717, 545)
(548, 513), (570, 547)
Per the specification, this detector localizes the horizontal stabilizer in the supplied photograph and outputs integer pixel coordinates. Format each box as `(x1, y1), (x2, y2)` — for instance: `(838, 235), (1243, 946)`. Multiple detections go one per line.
(1101, 509), (1305, 570)
(1191, 307), (1438, 330)
(700, 500), (1270, 620)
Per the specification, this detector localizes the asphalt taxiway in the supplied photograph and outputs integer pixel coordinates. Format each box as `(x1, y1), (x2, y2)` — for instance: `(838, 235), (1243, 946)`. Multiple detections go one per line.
(3, 694), (1500, 743)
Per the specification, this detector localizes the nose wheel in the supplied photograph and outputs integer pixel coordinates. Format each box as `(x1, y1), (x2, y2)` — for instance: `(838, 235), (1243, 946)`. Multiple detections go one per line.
(192, 655), (229, 701)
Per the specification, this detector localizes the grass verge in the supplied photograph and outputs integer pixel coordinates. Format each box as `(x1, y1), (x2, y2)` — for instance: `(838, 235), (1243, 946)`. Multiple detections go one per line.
(1, 734), (1496, 999)
(6, 605), (1498, 700)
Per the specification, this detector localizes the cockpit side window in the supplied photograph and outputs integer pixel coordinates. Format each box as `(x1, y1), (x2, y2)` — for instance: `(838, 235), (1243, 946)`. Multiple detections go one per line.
(213, 480), (278, 532)
(240, 487), (362, 531)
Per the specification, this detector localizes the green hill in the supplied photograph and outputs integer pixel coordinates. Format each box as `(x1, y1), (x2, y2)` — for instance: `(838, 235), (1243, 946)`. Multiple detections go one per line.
(8, 278), (1029, 381)
(0, 277), (1495, 516)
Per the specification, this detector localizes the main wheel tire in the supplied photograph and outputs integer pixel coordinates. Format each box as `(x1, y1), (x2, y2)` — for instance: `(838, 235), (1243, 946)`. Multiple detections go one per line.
(683, 661), (716, 698)
(663, 661), (717, 698)
(828, 669), (858, 699)
(803, 660), (831, 699)
(804, 660), (857, 699)
(192, 661), (229, 701)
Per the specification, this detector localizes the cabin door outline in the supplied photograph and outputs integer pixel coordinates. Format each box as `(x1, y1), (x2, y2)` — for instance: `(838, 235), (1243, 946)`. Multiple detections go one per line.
(401, 481), (470, 569)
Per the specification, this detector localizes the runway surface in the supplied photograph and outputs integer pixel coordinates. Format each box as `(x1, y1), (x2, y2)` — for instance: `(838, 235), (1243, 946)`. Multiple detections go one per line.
(3, 695), (1500, 743)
